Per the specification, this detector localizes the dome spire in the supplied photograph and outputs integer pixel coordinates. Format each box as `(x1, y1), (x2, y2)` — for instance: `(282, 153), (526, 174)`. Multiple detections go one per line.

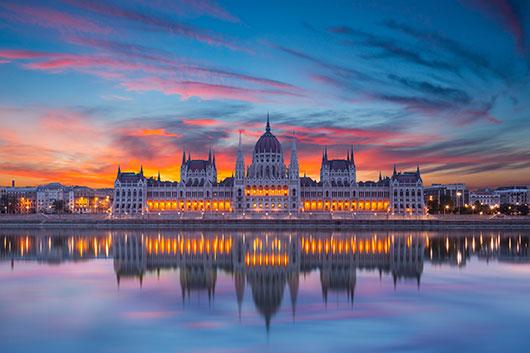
(266, 112), (271, 133)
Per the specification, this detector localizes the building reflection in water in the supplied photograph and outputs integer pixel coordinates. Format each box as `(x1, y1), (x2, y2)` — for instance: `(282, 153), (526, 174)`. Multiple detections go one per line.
(1, 230), (529, 330)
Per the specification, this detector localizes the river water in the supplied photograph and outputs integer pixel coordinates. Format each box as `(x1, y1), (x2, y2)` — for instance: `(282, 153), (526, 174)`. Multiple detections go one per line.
(1, 229), (529, 353)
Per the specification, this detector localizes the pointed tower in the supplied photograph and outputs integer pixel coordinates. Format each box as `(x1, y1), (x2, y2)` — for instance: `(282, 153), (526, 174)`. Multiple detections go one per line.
(393, 164), (397, 177)
(235, 131), (245, 180)
(139, 165), (143, 176)
(180, 149), (187, 184)
(117, 165), (121, 178)
(266, 111), (271, 133)
(320, 147), (330, 185)
(157, 170), (161, 182)
(208, 148), (212, 163)
(212, 151), (217, 183)
(349, 145), (357, 184)
(289, 134), (299, 180)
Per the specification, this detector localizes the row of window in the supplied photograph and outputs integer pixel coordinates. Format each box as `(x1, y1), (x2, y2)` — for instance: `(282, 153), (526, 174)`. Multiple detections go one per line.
(393, 189), (423, 197)
(301, 190), (391, 198)
(146, 191), (232, 198)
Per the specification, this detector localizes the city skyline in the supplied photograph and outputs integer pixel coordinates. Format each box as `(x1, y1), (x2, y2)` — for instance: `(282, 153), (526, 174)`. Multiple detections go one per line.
(1, 1), (530, 189)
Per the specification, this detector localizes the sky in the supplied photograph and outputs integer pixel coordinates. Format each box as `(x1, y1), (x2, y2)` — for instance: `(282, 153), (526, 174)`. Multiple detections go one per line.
(0, 0), (529, 189)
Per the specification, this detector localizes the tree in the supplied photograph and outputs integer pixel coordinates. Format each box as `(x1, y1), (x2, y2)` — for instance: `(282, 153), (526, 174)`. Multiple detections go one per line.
(439, 194), (454, 213)
(0, 194), (20, 214)
(52, 200), (66, 214)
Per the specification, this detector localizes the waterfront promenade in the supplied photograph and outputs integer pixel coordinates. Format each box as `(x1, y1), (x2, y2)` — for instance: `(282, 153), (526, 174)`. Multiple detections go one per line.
(1, 213), (529, 230)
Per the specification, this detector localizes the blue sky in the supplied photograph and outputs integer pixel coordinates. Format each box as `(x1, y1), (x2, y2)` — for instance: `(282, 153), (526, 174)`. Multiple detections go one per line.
(0, 0), (529, 187)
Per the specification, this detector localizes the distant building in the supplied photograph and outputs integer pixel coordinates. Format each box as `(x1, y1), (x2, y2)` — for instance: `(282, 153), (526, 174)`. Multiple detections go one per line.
(113, 115), (425, 216)
(425, 183), (469, 208)
(0, 183), (112, 214)
(495, 186), (528, 205)
(36, 183), (69, 213)
(1, 186), (37, 213)
(470, 189), (500, 207)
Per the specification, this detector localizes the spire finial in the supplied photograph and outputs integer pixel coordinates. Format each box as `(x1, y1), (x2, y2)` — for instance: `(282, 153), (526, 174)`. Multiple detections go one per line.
(181, 148), (186, 164)
(238, 129), (242, 148)
(140, 164), (143, 175)
(416, 164), (420, 175)
(117, 165), (121, 177)
(393, 164), (397, 176)
(266, 112), (270, 132)
(379, 171), (382, 181)
(157, 170), (161, 182)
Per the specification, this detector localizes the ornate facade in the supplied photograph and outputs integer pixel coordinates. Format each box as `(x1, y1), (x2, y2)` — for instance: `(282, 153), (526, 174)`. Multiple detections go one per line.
(112, 116), (425, 216)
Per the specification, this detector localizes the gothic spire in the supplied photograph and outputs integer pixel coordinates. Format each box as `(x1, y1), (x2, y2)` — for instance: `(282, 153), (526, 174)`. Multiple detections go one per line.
(187, 152), (191, 162)
(351, 145), (355, 164)
(139, 165), (143, 175)
(393, 164), (397, 176)
(208, 147), (212, 163)
(416, 164), (421, 175)
(181, 148), (186, 165)
(157, 170), (161, 182)
(379, 171), (382, 181)
(235, 130), (245, 180)
(289, 133), (299, 179)
(117, 165), (121, 177)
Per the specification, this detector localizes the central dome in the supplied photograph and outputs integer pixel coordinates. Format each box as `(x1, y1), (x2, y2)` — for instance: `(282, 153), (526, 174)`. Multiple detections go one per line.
(254, 115), (282, 153)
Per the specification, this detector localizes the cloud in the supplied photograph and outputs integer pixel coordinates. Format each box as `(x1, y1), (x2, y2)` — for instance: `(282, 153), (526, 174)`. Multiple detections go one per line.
(329, 25), (460, 74)
(387, 74), (471, 105)
(462, 0), (526, 53)
(0, 2), (111, 35)
(120, 77), (301, 102)
(173, 0), (240, 23)
(383, 19), (501, 79)
(277, 45), (376, 82)
(0, 49), (55, 60)
(66, 0), (246, 52)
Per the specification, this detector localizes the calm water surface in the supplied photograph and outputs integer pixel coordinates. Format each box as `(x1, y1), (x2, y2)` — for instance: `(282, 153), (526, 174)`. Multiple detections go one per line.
(1, 229), (529, 353)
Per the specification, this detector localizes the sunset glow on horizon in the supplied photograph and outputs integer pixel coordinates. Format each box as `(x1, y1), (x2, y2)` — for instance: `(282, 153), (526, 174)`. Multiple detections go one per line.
(1, 0), (529, 189)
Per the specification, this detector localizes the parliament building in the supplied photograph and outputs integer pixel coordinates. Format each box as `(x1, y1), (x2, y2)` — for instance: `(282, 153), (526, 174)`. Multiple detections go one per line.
(112, 115), (425, 216)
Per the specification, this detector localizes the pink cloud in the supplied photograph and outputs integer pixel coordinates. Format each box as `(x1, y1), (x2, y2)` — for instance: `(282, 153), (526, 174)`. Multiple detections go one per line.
(0, 49), (54, 60)
(1, 2), (111, 35)
(66, 0), (246, 52)
(181, 118), (222, 126)
(179, 0), (240, 23)
(121, 77), (298, 102)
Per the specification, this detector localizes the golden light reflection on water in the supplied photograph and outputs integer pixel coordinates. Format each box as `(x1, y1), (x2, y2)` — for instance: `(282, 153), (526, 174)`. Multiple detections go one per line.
(1, 230), (529, 332)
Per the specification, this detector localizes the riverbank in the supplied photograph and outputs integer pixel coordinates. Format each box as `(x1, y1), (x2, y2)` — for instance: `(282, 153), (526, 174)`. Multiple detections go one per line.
(1, 214), (529, 230)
